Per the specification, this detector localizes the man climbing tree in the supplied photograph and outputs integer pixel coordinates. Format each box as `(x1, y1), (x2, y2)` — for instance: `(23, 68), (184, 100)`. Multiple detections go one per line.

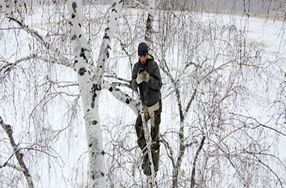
(130, 42), (162, 176)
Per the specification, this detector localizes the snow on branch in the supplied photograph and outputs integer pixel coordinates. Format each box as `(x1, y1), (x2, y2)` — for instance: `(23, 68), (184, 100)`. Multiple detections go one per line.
(0, 116), (34, 188)
(102, 81), (140, 114)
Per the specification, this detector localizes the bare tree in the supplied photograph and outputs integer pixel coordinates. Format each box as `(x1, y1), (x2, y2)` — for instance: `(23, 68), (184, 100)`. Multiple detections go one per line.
(1, 0), (286, 188)
(0, 0), (137, 187)
(147, 2), (286, 187)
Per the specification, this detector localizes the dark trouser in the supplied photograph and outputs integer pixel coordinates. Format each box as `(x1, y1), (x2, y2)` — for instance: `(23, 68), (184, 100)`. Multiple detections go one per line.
(135, 100), (162, 176)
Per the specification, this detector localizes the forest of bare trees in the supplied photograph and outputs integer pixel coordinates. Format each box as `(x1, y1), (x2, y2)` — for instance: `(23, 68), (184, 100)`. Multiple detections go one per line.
(1, 0), (285, 17)
(1, 0), (286, 187)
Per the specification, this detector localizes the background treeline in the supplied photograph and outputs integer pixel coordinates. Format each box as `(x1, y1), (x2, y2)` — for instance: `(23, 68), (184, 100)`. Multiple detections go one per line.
(16, 0), (285, 18)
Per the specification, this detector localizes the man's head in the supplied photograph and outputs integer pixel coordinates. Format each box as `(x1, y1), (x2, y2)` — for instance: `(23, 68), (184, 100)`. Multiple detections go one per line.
(138, 42), (148, 64)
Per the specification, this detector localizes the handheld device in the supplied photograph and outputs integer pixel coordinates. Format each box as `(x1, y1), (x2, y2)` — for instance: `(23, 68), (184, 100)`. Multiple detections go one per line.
(138, 67), (145, 73)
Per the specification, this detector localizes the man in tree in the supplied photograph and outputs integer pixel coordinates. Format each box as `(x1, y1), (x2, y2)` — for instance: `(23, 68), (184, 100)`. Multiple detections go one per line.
(130, 42), (162, 176)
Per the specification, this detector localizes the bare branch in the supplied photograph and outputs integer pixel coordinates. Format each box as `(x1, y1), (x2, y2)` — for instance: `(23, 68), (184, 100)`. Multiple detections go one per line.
(190, 136), (206, 188)
(7, 16), (71, 69)
(230, 112), (286, 137)
(102, 81), (139, 114)
(250, 153), (284, 188)
(0, 162), (25, 172)
(161, 135), (175, 168)
(0, 116), (35, 188)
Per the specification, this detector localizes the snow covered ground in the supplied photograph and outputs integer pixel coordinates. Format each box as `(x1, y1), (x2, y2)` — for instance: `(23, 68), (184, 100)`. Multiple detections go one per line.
(0, 4), (286, 188)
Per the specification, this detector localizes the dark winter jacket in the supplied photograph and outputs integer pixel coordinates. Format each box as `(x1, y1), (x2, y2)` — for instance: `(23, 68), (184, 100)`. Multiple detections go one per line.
(131, 54), (162, 107)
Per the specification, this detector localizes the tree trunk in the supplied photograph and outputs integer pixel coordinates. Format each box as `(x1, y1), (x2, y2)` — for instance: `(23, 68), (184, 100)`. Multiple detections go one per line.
(80, 82), (106, 187)
(66, 0), (122, 187)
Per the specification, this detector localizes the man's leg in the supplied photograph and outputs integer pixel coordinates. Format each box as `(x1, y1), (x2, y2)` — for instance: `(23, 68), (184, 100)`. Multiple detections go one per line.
(149, 100), (162, 174)
(135, 110), (152, 175)
(151, 108), (161, 173)
(135, 114), (146, 151)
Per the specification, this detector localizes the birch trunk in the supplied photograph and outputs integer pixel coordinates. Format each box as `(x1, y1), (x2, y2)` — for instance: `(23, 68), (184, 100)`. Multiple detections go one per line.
(145, 0), (155, 48)
(6, 1), (125, 186)
(3, 0), (140, 187)
(66, 0), (122, 187)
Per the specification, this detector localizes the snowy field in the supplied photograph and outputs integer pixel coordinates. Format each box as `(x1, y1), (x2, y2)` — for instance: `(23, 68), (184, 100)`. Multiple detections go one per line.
(1, 4), (286, 188)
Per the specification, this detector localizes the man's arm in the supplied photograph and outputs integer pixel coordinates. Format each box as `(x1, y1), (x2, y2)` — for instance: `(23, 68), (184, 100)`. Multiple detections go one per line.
(130, 63), (138, 91)
(147, 62), (162, 90)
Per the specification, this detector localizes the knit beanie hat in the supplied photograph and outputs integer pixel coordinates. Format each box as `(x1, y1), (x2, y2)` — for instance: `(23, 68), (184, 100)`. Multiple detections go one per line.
(138, 42), (148, 56)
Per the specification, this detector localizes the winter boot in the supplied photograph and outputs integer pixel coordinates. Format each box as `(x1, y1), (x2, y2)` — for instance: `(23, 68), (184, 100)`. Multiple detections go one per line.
(152, 148), (160, 173)
(142, 154), (151, 176)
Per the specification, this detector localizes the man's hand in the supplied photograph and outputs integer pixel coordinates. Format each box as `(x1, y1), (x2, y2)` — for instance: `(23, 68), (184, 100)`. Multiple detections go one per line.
(136, 71), (150, 84)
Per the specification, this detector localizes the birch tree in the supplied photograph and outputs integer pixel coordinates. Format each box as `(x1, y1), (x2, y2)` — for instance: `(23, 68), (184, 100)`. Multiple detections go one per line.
(0, 0), (138, 187)
(1, 0), (286, 188)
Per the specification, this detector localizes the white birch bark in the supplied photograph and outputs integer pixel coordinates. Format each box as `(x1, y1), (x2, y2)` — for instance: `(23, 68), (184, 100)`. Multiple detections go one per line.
(145, 0), (155, 48)
(95, 0), (122, 84)
(3, 0), (140, 186)
(66, 0), (122, 187)
(66, 1), (104, 186)
(6, 3), (134, 186)
(102, 81), (140, 114)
